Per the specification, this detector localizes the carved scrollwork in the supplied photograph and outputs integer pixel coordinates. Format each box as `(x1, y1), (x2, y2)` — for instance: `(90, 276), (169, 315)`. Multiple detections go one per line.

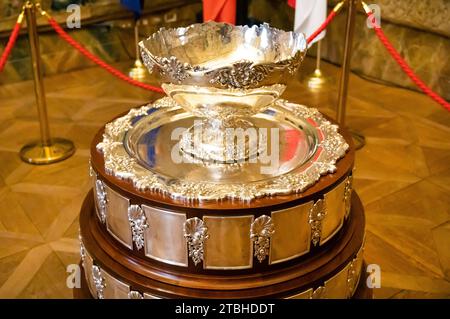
(183, 217), (209, 266)
(208, 61), (273, 89)
(309, 199), (327, 246)
(95, 179), (107, 224)
(92, 265), (106, 299)
(128, 205), (149, 250)
(250, 215), (275, 263)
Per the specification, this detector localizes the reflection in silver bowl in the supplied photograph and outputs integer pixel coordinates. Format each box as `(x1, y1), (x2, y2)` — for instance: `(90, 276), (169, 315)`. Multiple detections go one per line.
(139, 22), (308, 164)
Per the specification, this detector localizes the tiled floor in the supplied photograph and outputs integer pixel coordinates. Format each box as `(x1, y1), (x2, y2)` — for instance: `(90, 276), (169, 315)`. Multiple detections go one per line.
(0, 57), (449, 298)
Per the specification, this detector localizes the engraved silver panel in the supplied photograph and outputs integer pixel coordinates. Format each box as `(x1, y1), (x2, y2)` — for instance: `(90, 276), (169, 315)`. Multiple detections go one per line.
(269, 201), (313, 264)
(103, 270), (130, 299)
(105, 185), (133, 249)
(143, 205), (188, 267)
(203, 215), (254, 270)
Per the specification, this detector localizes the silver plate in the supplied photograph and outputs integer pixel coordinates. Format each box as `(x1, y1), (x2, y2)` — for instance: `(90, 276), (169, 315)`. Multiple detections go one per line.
(97, 97), (348, 201)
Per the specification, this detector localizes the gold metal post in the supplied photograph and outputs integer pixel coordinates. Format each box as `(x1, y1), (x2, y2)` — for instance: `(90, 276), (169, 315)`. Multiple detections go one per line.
(305, 40), (331, 89)
(128, 19), (147, 81)
(19, 1), (75, 164)
(336, 0), (365, 149)
(303, 1), (344, 90)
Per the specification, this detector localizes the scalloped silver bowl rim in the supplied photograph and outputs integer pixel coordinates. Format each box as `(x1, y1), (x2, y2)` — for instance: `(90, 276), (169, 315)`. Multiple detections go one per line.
(138, 21), (307, 74)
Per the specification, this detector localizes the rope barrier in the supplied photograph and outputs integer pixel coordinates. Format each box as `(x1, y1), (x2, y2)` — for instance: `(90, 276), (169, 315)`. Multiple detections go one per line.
(38, 5), (164, 94)
(0, 9), (24, 73)
(0, 1), (448, 111)
(361, 1), (450, 111)
(307, 1), (344, 44)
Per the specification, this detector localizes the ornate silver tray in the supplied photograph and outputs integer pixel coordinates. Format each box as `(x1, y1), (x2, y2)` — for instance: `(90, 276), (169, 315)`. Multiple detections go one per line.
(97, 97), (348, 201)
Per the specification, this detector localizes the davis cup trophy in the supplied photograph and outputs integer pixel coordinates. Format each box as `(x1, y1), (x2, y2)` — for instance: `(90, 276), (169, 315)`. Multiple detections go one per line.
(77, 22), (369, 299)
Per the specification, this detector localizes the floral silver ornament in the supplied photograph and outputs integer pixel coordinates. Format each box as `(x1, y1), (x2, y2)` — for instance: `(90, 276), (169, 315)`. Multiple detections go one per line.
(344, 175), (353, 218)
(92, 265), (105, 299)
(79, 231), (86, 269)
(184, 217), (209, 266)
(346, 259), (357, 298)
(250, 215), (275, 263)
(128, 290), (144, 299)
(89, 159), (95, 177)
(208, 62), (273, 89)
(128, 204), (149, 250)
(309, 199), (327, 246)
(95, 179), (107, 224)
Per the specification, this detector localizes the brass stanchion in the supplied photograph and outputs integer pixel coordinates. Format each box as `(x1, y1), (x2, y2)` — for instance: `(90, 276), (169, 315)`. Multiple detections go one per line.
(19, 1), (75, 164)
(336, 0), (365, 149)
(305, 40), (331, 90)
(128, 19), (147, 81)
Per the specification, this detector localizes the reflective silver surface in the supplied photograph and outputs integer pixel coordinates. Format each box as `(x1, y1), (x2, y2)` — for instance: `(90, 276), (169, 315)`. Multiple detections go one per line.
(97, 97), (349, 201)
(139, 22), (307, 91)
(139, 22), (307, 163)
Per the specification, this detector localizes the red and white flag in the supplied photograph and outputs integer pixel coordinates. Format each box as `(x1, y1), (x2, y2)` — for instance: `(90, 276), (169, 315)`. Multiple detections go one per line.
(202, 0), (236, 25)
(293, 0), (327, 45)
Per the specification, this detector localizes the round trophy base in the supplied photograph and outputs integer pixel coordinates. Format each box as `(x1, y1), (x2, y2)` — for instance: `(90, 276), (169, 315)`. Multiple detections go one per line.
(76, 190), (370, 299)
(19, 138), (75, 165)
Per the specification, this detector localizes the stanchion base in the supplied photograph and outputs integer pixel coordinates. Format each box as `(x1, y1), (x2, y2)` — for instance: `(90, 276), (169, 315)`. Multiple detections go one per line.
(349, 129), (366, 150)
(20, 138), (75, 165)
(305, 69), (332, 90)
(128, 60), (148, 81)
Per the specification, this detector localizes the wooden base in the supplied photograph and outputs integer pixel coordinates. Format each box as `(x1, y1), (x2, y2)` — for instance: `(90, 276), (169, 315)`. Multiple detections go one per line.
(74, 261), (373, 299)
(77, 190), (371, 299)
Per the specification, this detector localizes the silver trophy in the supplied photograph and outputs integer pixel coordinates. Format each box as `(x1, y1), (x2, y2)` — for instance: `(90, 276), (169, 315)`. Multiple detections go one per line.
(139, 22), (307, 164)
(97, 22), (348, 201)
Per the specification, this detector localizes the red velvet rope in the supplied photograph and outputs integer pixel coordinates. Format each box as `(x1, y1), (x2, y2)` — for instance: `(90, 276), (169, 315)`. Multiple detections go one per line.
(2, 5), (447, 112)
(0, 21), (22, 73)
(365, 11), (450, 111)
(46, 16), (164, 94)
(307, 10), (337, 44)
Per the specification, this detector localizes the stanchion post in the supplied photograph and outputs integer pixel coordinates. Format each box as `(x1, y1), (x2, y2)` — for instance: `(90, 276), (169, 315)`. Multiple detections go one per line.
(336, 0), (365, 149)
(128, 19), (147, 81)
(305, 40), (331, 89)
(20, 1), (75, 164)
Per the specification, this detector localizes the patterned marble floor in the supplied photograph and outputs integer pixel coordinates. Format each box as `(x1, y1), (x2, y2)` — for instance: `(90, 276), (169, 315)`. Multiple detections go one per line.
(0, 57), (449, 299)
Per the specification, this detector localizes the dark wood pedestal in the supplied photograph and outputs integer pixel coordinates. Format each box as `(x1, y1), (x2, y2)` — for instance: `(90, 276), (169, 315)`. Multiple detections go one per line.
(75, 190), (372, 299)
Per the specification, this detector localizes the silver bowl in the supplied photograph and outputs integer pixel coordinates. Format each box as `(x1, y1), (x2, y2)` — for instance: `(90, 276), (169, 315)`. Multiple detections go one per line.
(139, 22), (307, 163)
